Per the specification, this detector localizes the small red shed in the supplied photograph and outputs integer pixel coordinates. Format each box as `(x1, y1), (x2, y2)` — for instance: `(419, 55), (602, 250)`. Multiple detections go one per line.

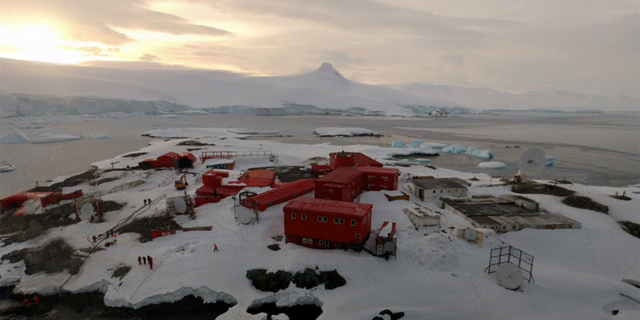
(156, 152), (181, 168)
(202, 170), (229, 187)
(284, 198), (372, 249)
(241, 179), (315, 211)
(178, 153), (197, 169)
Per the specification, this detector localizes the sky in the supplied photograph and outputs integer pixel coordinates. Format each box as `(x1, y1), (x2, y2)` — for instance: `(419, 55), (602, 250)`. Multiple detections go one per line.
(0, 0), (638, 98)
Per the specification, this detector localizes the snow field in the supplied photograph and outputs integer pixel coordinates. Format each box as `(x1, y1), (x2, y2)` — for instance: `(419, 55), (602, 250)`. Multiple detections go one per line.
(0, 127), (638, 319)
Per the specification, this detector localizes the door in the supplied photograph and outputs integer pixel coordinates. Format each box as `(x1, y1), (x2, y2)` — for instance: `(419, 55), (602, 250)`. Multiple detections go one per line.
(355, 233), (361, 244)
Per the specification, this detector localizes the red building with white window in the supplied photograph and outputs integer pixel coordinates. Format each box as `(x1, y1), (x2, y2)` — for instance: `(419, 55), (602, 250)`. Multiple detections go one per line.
(284, 198), (372, 249)
(314, 166), (399, 202)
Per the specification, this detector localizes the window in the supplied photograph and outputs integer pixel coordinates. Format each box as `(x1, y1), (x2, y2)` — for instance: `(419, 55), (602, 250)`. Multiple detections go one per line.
(382, 185), (387, 190)
(308, 239), (313, 244)
(291, 213), (296, 219)
(340, 218), (344, 225)
(502, 226), (507, 230)
(382, 176), (388, 181)
(440, 190), (443, 193)
(334, 217), (339, 224)
(368, 184), (375, 189)
(329, 189), (334, 195)
(368, 175), (374, 180)
(302, 238), (308, 244)
(318, 216), (323, 222)
(335, 243), (341, 248)
(301, 214), (306, 220)
(319, 240), (324, 245)
(323, 217), (328, 223)
(433, 190), (436, 193)
(447, 190), (450, 193)
(351, 219), (356, 226)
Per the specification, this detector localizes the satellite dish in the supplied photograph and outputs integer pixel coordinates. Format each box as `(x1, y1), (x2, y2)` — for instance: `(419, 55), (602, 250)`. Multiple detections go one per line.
(237, 208), (252, 224)
(518, 148), (546, 176)
(495, 262), (524, 290)
(464, 228), (478, 241)
(173, 197), (187, 214)
(80, 203), (94, 220)
(383, 241), (396, 252)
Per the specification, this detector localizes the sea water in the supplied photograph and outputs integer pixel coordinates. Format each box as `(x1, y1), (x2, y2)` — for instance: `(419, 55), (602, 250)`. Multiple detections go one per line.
(0, 113), (638, 198)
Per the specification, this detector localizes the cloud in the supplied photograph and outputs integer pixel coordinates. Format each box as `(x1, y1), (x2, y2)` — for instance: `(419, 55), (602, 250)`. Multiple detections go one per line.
(139, 53), (160, 62)
(0, 0), (231, 45)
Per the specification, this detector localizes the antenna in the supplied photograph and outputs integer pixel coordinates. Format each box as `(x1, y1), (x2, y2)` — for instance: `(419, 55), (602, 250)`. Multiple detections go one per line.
(80, 202), (95, 220)
(173, 197), (187, 214)
(237, 208), (252, 224)
(495, 262), (525, 290)
(517, 148), (546, 179)
(464, 228), (478, 241)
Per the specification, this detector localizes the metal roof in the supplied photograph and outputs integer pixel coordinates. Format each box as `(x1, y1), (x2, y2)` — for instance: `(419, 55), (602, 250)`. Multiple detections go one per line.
(317, 166), (362, 184)
(284, 198), (372, 216)
(412, 178), (468, 190)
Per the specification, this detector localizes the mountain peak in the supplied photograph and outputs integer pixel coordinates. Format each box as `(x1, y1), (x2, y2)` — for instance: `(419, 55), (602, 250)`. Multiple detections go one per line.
(316, 62), (343, 77)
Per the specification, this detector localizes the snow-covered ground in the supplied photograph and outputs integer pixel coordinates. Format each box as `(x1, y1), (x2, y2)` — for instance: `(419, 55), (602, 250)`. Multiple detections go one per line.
(1, 127), (638, 319)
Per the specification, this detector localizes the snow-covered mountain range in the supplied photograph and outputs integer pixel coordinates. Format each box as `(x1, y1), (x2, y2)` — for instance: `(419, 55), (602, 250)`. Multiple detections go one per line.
(0, 58), (636, 117)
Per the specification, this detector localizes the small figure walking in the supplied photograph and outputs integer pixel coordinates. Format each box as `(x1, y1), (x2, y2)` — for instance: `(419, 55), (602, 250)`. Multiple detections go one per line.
(214, 244), (218, 251)
(92, 235), (97, 243)
(138, 256), (142, 265)
(33, 295), (40, 307)
(23, 297), (31, 307)
(148, 198), (152, 205)
(144, 199), (147, 205)
(142, 256), (147, 264)
(148, 256), (153, 270)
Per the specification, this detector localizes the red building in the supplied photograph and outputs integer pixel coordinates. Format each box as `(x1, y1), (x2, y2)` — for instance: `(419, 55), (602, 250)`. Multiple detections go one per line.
(236, 169), (276, 188)
(314, 166), (399, 202)
(139, 152), (197, 169)
(1, 190), (84, 211)
(202, 169), (229, 187)
(314, 166), (363, 202)
(284, 198), (372, 249)
(241, 179), (315, 212)
(313, 152), (383, 177)
(194, 184), (245, 207)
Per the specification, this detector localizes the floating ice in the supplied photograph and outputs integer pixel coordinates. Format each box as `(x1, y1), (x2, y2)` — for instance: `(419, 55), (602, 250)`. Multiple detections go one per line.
(411, 140), (423, 148)
(391, 141), (407, 148)
(313, 127), (380, 137)
(29, 129), (83, 143)
(546, 155), (555, 167)
(0, 129), (30, 144)
(421, 142), (447, 149)
(466, 146), (494, 159)
(442, 144), (467, 154)
(415, 158), (432, 164)
(478, 161), (506, 169)
(91, 134), (113, 139)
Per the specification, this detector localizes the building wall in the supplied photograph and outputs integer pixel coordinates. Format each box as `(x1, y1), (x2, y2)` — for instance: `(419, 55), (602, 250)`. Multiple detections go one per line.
(414, 183), (467, 199)
(284, 206), (372, 248)
(362, 171), (397, 191)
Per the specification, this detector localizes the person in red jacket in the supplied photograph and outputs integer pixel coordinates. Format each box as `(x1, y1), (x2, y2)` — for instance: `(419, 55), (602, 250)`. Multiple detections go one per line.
(148, 256), (153, 270)
(33, 295), (40, 306)
(138, 256), (142, 265)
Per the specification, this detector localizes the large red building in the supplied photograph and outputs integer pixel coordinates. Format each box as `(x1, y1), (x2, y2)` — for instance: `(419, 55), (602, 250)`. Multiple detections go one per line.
(284, 198), (372, 249)
(139, 152), (197, 169)
(314, 166), (399, 202)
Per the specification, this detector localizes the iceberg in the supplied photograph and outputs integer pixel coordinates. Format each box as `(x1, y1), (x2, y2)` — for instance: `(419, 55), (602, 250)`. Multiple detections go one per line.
(420, 142), (447, 149)
(442, 144), (467, 154)
(1, 129), (31, 144)
(546, 155), (555, 167)
(411, 140), (423, 148)
(391, 140), (407, 148)
(465, 146), (494, 159)
(478, 161), (506, 169)
(91, 134), (113, 139)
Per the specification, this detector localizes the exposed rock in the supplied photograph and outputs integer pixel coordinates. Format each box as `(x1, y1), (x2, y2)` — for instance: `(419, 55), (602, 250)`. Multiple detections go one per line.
(246, 269), (292, 293)
(1, 239), (83, 275)
(562, 195), (609, 214)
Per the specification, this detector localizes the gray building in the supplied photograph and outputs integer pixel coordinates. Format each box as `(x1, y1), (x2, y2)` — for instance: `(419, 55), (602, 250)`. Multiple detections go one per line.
(439, 195), (581, 232)
(411, 178), (469, 200)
